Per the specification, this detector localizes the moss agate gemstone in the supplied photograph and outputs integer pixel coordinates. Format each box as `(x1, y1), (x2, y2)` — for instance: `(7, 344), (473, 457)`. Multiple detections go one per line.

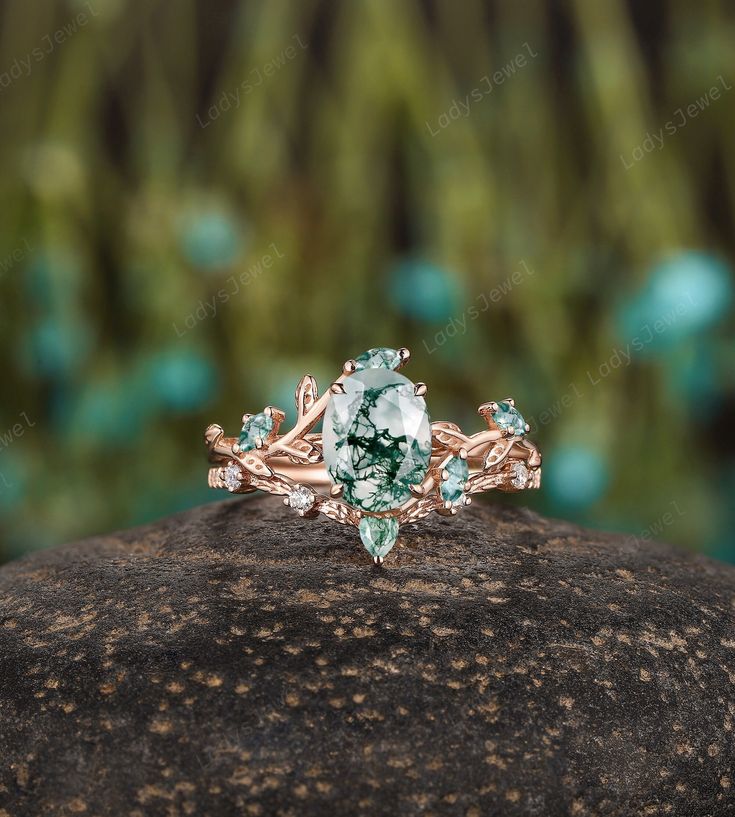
(492, 401), (527, 436)
(238, 412), (274, 452)
(352, 347), (403, 371)
(323, 369), (431, 512)
(440, 455), (469, 505)
(358, 516), (399, 559)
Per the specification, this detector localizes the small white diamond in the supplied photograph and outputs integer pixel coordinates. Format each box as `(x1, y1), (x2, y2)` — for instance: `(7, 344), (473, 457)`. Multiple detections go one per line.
(224, 462), (242, 492)
(289, 484), (315, 513)
(511, 462), (528, 489)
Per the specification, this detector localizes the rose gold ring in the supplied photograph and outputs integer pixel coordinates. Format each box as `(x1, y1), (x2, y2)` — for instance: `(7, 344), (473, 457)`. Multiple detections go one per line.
(205, 346), (541, 563)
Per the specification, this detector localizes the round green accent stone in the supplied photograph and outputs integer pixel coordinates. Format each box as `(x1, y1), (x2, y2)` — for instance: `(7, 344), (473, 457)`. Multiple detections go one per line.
(359, 516), (399, 559)
(440, 456), (469, 505)
(493, 401), (527, 436)
(322, 368), (432, 512)
(238, 412), (274, 452)
(353, 348), (403, 371)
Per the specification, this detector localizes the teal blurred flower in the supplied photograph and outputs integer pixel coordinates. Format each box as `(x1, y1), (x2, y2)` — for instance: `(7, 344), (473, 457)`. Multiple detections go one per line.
(149, 348), (219, 412)
(24, 248), (82, 312)
(545, 445), (609, 509)
(0, 455), (28, 513)
(20, 318), (91, 380)
(388, 258), (462, 322)
(662, 341), (721, 412)
(69, 377), (150, 444)
(618, 251), (733, 352)
(180, 207), (243, 271)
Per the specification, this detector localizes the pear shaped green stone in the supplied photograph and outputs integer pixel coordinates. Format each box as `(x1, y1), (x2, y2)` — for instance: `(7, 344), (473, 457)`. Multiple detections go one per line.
(353, 348), (403, 371)
(359, 516), (399, 559)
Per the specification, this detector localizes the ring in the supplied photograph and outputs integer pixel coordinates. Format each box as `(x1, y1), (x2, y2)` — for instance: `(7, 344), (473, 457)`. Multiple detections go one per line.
(205, 346), (542, 563)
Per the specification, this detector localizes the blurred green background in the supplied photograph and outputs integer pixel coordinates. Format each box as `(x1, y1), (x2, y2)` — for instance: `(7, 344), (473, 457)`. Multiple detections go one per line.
(0, 0), (733, 562)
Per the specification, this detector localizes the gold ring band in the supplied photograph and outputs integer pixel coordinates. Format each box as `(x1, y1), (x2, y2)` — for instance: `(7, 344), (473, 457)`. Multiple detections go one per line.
(205, 346), (541, 563)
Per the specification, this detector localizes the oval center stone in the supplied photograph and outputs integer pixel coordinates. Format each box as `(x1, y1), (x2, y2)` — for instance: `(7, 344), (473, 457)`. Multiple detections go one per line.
(322, 368), (432, 512)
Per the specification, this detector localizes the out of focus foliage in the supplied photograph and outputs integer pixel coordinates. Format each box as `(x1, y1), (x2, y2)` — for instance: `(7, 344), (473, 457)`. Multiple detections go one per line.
(0, 0), (733, 560)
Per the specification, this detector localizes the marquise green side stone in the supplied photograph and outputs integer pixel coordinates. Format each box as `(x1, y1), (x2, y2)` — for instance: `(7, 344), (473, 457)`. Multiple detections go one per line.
(359, 516), (399, 559)
(440, 456), (469, 505)
(238, 412), (274, 452)
(493, 401), (527, 436)
(352, 347), (402, 371)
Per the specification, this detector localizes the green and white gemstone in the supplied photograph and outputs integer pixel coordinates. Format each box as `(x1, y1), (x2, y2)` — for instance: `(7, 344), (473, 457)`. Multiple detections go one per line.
(238, 411), (274, 451)
(492, 401), (527, 437)
(323, 357), (432, 560)
(440, 455), (469, 507)
(352, 347), (405, 372)
(323, 368), (431, 512)
(359, 517), (399, 560)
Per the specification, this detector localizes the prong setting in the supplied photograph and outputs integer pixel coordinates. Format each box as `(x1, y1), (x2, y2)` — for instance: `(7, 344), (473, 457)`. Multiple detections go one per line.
(478, 401), (499, 416)
(206, 348), (541, 564)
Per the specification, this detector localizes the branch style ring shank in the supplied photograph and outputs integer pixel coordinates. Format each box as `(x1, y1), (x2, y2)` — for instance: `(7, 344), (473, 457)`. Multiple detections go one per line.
(205, 347), (541, 563)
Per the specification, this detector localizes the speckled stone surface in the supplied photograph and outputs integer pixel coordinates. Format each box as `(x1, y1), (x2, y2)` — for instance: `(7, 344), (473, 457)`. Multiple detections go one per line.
(0, 497), (734, 817)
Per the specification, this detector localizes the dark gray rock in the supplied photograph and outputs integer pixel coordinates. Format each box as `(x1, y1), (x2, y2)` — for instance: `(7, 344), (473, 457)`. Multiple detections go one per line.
(0, 496), (733, 817)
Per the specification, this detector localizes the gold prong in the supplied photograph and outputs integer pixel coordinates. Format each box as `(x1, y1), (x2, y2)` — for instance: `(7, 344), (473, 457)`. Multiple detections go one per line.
(503, 397), (515, 407)
(477, 401), (499, 416)
(459, 447), (468, 460)
(232, 443), (241, 454)
(330, 382), (346, 395)
(524, 423), (530, 433)
(414, 382), (427, 397)
(204, 424), (223, 445)
(241, 413), (252, 425)
(397, 347), (410, 366)
(373, 555), (384, 566)
(254, 436), (265, 449)
(463, 496), (472, 506)
(463, 481), (471, 491)
(441, 469), (449, 481)
(443, 500), (453, 511)
(330, 484), (344, 498)
(343, 359), (357, 375)
(264, 405), (285, 423)
(409, 483), (426, 498)
(283, 497), (290, 506)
